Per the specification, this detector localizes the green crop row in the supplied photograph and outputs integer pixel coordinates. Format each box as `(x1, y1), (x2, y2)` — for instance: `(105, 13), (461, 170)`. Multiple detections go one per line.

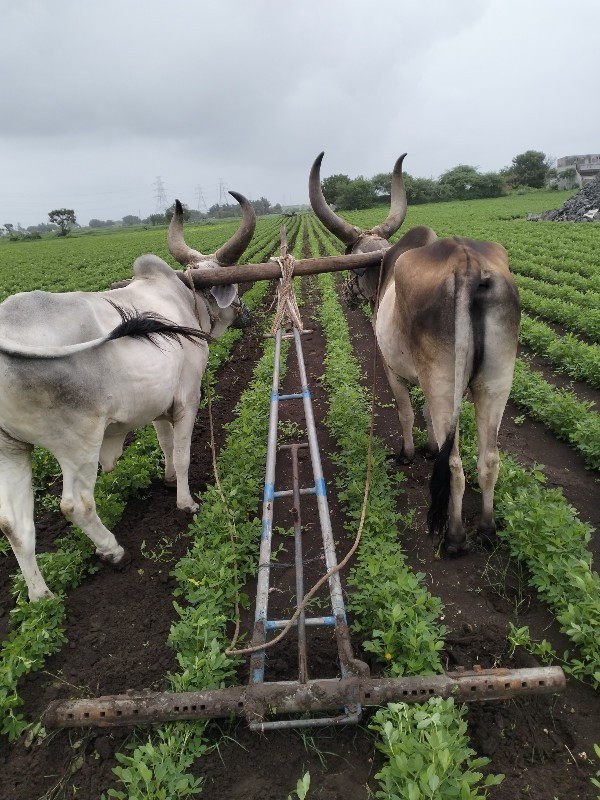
(519, 286), (600, 342)
(510, 359), (600, 470)
(0, 215), (285, 301)
(315, 268), (501, 798)
(519, 314), (600, 389)
(511, 257), (600, 293)
(514, 273), (600, 311)
(458, 402), (600, 686)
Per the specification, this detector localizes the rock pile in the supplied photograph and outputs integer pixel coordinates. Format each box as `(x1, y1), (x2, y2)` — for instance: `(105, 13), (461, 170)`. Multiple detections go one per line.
(528, 176), (600, 222)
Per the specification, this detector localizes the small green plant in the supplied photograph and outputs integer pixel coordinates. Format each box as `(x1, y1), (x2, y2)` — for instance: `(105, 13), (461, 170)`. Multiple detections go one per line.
(288, 771), (311, 800)
(590, 743), (600, 797)
(370, 698), (503, 799)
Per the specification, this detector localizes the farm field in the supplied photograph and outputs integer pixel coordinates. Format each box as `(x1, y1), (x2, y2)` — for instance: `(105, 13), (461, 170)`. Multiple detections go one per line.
(0, 191), (599, 800)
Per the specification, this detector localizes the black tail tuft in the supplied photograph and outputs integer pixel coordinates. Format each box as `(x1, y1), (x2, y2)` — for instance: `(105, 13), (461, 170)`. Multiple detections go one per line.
(105, 300), (210, 348)
(427, 427), (456, 537)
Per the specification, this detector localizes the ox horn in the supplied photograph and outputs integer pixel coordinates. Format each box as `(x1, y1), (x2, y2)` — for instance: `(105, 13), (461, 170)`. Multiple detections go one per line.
(309, 152), (363, 247)
(369, 153), (408, 240)
(168, 193), (256, 267)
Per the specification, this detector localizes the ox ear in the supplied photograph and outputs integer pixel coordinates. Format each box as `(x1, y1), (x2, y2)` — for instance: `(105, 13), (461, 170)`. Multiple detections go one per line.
(210, 284), (237, 309)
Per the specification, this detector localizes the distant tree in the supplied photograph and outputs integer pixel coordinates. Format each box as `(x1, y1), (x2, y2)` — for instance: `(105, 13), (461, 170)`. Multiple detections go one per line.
(146, 213), (168, 226)
(321, 173), (351, 206)
(206, 203), (242, 219)
(336, 178), (376, 211)
(122, 215), (141, 226)
(505, 150), (551, 188)
(439, 165), (482, 200)
(251, 197), (273, 216)
(48, 208), (76, 236)
(3, 223), (14, 236)
(165, 203), (191, 223)
(371, 172), (392, 197)
(439, 165), (505, 200)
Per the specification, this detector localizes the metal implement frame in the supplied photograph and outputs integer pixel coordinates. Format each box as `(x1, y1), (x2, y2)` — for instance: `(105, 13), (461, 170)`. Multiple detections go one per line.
(245, 323), (369, 730)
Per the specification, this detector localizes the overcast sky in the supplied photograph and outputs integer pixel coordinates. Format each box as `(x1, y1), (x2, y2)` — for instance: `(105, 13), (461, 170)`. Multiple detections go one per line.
(1, 0), (598, 228)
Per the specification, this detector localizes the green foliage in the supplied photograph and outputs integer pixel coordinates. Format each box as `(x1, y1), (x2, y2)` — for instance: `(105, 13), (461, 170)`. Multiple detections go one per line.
(105, 730), (204, 799)
(288, 771), (311, 800)
(321, 173), (351, 206)
(370, 699), (503, 799)
(591, 743), (600, 796)
(336, 178), (377, 211)
(438, 165), (505, 200)
(48, 208), (77, 236)
(510, 358), (600, 469)
(504, 150), (551, 188)
(519, 315), (600, 389)
(458, 403), (600, 686)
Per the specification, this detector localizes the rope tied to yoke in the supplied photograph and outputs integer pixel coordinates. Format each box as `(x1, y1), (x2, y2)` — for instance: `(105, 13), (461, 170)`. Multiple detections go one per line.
(270, 253), (304, 334)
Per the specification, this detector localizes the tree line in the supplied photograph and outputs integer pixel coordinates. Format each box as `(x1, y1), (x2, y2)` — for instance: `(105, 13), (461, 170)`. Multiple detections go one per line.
(323, 150), (553, 210)
(2, 151), (555, 238)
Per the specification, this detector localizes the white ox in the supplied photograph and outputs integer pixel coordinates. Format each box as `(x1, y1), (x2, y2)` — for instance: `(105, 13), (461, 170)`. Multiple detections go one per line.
(310, 153), (520, 554)
(0, 194), (255, 600)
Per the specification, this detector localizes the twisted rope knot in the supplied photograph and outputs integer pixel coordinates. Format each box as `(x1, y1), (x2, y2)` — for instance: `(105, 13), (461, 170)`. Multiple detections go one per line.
(270, 254), (304, 334)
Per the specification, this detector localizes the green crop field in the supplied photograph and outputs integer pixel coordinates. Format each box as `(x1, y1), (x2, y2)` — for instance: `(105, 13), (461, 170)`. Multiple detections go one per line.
(1, 195), (599, 798)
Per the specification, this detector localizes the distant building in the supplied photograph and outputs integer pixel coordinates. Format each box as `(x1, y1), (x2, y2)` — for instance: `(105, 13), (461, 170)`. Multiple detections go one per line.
(556, 154), (600, 189)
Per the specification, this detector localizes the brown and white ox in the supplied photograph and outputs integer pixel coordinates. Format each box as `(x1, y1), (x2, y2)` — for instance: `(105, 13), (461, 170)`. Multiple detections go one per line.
(0, 193), (255, 600)
(310, 153), (520, 553)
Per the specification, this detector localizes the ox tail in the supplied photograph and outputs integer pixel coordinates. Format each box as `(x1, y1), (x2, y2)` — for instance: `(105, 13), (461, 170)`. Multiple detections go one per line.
(0, 301), (210, 360)
(428, 264), (485, 537)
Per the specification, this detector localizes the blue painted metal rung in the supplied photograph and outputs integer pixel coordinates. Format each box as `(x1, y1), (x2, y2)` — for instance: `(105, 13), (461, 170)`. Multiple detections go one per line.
(273, 486), (316, 499)
(278, 393), (303, 400)
(265, 615), (336, 631)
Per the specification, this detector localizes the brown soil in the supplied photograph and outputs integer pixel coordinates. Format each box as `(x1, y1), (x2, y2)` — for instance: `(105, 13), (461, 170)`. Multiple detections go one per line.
(1, 269), (599, 799)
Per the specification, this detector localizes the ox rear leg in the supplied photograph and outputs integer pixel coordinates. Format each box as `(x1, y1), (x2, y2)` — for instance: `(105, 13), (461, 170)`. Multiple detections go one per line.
(58, 456), (127, 566)
(425, 392), (468, 555)
(382, 364), (415, 462)
(471, 385), (508, 546)
(153, 419), (177, 487)
(422, 402), (439, 458)
(445, 428), (467, 554)
(170, 407), (199, 512)
(0, 438), (51, 601)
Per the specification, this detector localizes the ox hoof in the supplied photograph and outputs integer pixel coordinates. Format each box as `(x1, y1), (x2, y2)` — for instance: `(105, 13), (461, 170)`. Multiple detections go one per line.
(178, 501), (199, 513)
(97, 548), (131, 571)
(423, 444), (439, 460)
(30, 588), (55, 602)
(476, 525), (498, 549)
(394, 450), (414, 466)
(441, 538), (471, 558)
(163, 478), (177, 490)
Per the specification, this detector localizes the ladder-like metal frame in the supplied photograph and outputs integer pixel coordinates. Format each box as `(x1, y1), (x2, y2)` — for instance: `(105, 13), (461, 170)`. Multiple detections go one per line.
(247, 324), (368, 730)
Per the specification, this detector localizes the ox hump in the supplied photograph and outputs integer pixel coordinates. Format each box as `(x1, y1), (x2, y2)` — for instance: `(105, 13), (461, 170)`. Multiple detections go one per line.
(132, 254), (177, 280)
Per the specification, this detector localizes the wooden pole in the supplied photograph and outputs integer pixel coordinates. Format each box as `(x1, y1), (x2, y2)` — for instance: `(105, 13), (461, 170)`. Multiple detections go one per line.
(110, 250), (385, 291)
